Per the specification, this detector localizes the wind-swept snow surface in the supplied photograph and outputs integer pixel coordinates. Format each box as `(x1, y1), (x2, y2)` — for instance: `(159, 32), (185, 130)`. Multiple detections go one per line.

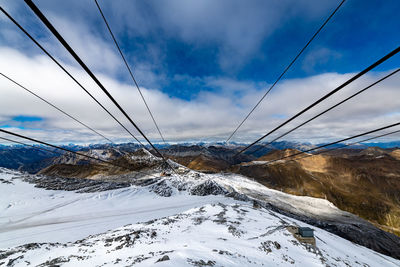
(0, 168), (399, 266)
(0, 168), (232, 248)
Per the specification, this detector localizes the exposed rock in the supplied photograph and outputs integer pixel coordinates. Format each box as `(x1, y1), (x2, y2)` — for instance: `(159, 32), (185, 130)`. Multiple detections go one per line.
(150, 180), (173, 197)
(155, 255), (170, 263)
(190, 180), (228, 196)
(21, 174), (130, 192)
(225, 191), (250, 201)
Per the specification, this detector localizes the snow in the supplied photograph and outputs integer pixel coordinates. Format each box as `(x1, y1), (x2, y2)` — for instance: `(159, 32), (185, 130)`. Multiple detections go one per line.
(242, 160), (269, 165)
(211, 173), (348, 218)
(2, 203), (399, 266)
(130, 148), (159, 162)
(169, 171), (351, 220)
(0, 168), (233, 248)
(88, 149), (112, 160)
(0, 168), (399, 266)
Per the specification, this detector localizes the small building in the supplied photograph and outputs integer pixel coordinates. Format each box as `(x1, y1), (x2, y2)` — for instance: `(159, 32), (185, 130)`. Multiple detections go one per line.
(299, 227), (314, 238)
(286, 226), (316, 246)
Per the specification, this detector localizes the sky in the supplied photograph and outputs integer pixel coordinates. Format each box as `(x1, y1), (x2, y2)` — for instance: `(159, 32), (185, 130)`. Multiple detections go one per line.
(0, 0), (400, 145)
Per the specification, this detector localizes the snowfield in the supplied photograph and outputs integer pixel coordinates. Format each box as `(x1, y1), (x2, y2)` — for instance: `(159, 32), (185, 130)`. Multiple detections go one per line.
(0, 169), (232, 248)
(0, 167), (399, 266)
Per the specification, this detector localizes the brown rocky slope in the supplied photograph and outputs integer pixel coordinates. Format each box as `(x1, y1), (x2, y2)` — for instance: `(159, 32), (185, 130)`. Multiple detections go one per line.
(229, 148), (400, 237)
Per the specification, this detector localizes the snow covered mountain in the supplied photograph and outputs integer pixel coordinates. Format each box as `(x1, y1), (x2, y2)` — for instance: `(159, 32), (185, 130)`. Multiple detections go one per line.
(1, 166), (399, 266)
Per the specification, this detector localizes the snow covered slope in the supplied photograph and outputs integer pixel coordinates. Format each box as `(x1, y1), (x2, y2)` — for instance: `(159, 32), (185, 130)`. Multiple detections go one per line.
(0, 168), (232, 248)
(0, 168), (399, 266)
(3, 203), (399, 266)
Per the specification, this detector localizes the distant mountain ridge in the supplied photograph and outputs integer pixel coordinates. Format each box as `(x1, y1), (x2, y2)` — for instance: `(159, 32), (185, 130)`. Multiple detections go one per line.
(1, 140), (399, 173)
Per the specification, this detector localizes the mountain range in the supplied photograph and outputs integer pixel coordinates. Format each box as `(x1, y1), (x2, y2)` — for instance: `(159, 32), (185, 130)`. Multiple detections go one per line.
(1, 142), (400, 265)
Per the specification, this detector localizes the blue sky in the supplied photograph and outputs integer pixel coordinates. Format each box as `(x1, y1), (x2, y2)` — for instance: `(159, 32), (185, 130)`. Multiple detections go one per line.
(0, 115), (42, 129)
(0, 0), (399, 144)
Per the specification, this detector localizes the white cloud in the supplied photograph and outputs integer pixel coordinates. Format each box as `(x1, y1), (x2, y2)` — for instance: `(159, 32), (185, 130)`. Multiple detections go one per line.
(1, 47), (400, 145)
(14, 0), (338, 73)
(302, 47), (343, 73)
(129, 0), (338, 72)
(43, 13), (124, 76)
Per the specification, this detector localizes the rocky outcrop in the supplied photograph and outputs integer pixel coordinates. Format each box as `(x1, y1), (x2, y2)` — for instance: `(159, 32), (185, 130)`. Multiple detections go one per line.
(21, 174), (130, 193)
(189, 180), (228, 196)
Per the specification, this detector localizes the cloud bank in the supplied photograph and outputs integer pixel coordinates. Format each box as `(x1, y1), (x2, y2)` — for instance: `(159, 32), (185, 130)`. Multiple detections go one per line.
(0, 47), (399, 145)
